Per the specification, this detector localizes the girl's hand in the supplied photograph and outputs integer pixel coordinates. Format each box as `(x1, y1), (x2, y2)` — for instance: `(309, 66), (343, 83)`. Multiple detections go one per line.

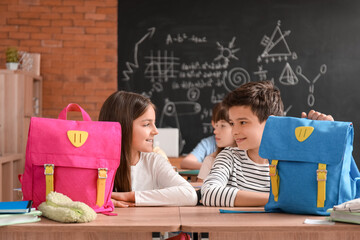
(111, 198), (135, 208)
(111, 192), (136, 208)
(301, 110), (334, 121)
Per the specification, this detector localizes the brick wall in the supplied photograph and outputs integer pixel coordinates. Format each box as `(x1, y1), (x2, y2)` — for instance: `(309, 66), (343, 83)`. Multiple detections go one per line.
(0, 0), (118, 120)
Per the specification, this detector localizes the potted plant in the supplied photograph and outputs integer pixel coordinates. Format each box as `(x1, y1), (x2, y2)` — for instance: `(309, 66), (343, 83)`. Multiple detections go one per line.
(5, 47), (20, 70)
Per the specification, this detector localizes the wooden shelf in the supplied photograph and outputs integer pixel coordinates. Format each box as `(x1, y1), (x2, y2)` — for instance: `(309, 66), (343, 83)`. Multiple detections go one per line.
(0, 70), (42, 201)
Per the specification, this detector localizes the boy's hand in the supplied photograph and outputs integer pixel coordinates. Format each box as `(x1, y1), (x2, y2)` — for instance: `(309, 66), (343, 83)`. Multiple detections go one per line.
(301, 110), (334, 121)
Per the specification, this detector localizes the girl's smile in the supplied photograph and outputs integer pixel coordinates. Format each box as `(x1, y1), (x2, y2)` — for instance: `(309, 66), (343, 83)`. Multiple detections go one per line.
(131, 106), (158, 164)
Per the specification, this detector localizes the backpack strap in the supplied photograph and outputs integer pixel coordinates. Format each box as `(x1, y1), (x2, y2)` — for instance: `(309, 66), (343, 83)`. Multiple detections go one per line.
(44, 164), (55, 197)
(44, 165), (107, 207)
(96, 168), (108, 207)
(269, 160), (279, 202)
(317, 163), (327, 208)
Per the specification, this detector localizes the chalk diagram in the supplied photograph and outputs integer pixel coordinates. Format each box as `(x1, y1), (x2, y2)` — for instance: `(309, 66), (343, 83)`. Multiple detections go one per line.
(224, 67), (251, 92)
(279, 62), (299, 86)
(296, 64), (327, 107)
(214, 37), (250, 93)
(144, 50), (180, 84)
(137, 50), (181, 97)
(253, 65), (268, 81)
(258, 20), (297, 64)
(121, 22), (328, 153)
(159, 99), (201, 152)
(214, 37), (240, 63)
(255, 20), (299, 86)
(122, 27), (155, 81)
(254, 20), (298, 113)
(121, 29), (251, 151)
(254, 20), (327, 108)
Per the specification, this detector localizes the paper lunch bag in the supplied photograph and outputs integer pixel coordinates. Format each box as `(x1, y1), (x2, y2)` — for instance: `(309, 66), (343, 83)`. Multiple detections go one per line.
(21, 103), (121, 213)
(259, 116), (360, 215)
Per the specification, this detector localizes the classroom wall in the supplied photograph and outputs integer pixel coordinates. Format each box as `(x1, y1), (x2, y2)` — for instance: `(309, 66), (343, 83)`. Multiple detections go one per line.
(0, 0), (117, 120)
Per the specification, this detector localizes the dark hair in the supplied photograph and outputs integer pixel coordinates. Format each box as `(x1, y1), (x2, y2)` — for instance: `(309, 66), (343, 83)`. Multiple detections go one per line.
(212, 102), (230, 123)
(99, 91), (154, 192)
(222, 81), (284, 123)
(211, 102), (234, 155)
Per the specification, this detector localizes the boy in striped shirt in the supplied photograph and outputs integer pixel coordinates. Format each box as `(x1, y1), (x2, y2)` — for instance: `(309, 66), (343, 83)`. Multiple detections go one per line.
(201, 81), (333, 207)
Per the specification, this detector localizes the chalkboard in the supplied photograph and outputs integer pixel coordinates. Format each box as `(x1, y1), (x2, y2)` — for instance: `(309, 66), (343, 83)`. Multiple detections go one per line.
(118, 0), (360, 166)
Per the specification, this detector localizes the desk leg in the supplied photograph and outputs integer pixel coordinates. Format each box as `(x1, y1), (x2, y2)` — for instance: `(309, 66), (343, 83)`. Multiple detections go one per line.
(192, 232), (206, 240)
(190, 176), (198, 182)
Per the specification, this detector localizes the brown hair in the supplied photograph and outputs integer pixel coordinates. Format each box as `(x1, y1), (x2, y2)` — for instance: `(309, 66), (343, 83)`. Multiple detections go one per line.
(222, 81), (284, 123)
(212, 102), (230, 124)
(99, 91), (154, 192)
(211, 102), (234, 155)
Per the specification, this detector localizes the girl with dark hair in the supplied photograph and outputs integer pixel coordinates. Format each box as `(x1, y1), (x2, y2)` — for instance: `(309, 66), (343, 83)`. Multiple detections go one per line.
(197, 102), (236, 181)
(99, 91), (197, 207)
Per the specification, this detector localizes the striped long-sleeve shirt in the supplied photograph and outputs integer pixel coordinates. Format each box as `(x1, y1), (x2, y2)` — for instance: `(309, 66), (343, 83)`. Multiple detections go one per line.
(201, 147), (270, 207)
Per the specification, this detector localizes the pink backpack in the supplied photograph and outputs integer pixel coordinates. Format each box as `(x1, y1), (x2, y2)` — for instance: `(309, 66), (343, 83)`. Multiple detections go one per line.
(20, 103), (121, 213)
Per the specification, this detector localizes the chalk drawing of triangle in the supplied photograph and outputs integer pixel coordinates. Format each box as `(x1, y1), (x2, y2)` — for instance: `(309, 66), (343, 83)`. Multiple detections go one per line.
(279, 62), (298, 85)
(262, 25), (292, 58)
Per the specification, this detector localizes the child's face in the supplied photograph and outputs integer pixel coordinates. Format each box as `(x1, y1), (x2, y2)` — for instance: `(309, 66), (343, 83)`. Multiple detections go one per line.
(213, 120), (235, 148)
(228, 105), (266, 152)
(132, 106), (158, 154)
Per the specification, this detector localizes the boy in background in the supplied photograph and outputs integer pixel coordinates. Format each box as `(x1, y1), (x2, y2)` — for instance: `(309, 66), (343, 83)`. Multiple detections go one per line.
(201, 81), (333, 207)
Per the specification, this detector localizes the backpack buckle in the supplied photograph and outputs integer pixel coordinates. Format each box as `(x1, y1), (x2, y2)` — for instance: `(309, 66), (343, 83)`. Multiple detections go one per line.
(98, 168), (108, 179)
(44, 164), (54, 175)
(269, 164), (277, 176)
(316, 169), (327, 181)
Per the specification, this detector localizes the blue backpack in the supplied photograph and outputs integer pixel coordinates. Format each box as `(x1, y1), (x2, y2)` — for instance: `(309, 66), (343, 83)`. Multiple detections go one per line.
(259, 116), (360, 215)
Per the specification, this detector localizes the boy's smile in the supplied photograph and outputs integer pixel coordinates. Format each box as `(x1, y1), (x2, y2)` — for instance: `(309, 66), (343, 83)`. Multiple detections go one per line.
(234, 137), (246, 145)
(228, 105), (266, 163)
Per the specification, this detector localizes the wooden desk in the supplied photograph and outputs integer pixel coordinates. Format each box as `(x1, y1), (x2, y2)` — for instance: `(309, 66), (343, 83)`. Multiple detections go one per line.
(178, 169), (199, 182)
(169, 156), (183, 169)
(179, 206), (360, 240)
(0, 207), (180, 240)
(3, 206), (360, 240)
(169, 157), (200, 182)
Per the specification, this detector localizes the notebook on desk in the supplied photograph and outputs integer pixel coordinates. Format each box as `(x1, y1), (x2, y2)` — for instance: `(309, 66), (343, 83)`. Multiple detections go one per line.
(154, 128), (179, 157)
(0, 200), (33, 213)
(179, 170), (200, 175)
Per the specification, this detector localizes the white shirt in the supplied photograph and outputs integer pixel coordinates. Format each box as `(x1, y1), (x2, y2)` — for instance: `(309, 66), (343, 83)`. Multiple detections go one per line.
(132, 152), (198, 206)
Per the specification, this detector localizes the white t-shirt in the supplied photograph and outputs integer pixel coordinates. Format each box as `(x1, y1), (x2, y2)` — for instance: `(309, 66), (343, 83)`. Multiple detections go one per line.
(132, 152), (198, 206)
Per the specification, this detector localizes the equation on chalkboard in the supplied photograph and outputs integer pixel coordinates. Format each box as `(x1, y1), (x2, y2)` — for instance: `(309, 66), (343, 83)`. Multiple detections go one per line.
(118, 0), (360, 165)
